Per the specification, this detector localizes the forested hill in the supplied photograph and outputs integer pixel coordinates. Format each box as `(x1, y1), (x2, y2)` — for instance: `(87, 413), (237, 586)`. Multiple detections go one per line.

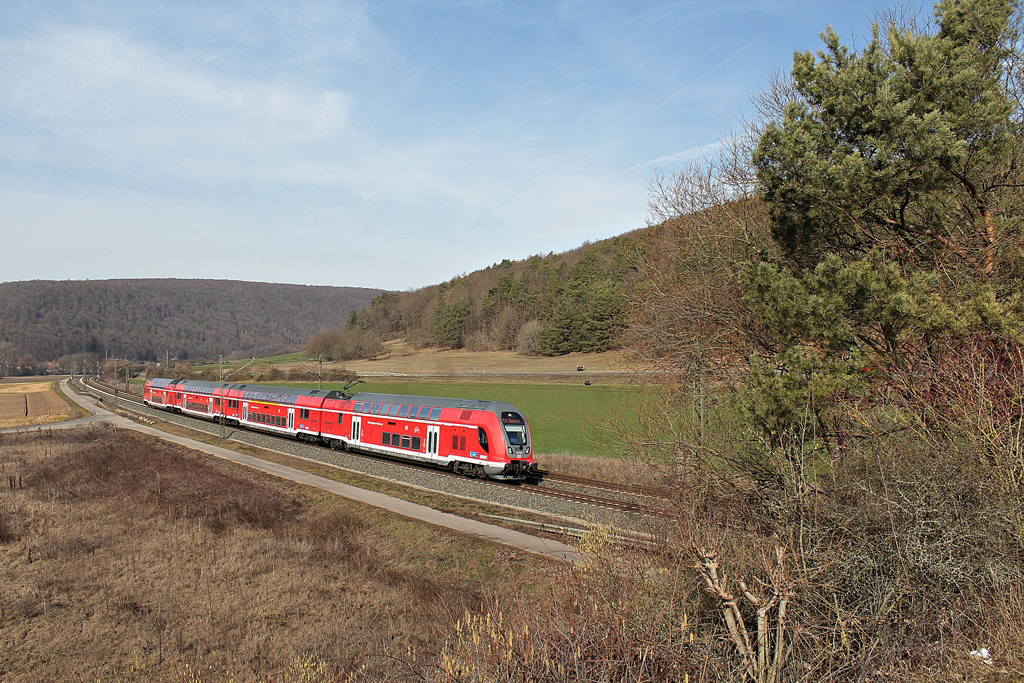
(308, 230), (646, 359)
(0, 279), (382, 364)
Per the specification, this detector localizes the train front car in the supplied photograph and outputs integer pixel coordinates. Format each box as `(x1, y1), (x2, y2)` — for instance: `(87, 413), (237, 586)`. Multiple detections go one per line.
(349, 392), (540, 482)
(144, 377), (183, 411)
(493, 405), (535, 480)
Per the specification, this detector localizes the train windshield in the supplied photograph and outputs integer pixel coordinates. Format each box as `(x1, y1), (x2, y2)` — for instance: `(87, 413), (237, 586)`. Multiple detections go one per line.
(501, 411), (528, 447)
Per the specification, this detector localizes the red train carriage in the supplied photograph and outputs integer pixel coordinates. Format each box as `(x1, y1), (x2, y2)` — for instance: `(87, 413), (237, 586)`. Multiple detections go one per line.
(143, 379), (539, 481)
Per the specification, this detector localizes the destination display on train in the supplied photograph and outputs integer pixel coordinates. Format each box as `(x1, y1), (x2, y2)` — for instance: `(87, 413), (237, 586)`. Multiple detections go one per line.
(500, 412), (525, 424)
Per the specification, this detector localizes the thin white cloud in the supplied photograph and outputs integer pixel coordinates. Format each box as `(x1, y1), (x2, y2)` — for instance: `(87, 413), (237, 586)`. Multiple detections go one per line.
(628, 139), (733, 173)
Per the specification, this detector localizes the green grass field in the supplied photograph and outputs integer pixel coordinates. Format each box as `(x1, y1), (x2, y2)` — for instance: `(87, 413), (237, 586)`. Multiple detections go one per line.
(135, 372), (643, 457)
(272, 379), (634, 457)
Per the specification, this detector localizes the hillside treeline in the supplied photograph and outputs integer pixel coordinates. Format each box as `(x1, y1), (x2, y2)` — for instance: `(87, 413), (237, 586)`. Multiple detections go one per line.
(0, 279), (381, 370)
(307, 235), (642, 360)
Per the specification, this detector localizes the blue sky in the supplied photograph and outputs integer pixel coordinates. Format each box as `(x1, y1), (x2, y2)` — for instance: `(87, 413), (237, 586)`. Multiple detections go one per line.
(1, 0), (900, 290)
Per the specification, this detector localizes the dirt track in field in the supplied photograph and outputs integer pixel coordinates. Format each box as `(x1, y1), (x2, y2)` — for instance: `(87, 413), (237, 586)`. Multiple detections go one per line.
(308, 345), (632, 378)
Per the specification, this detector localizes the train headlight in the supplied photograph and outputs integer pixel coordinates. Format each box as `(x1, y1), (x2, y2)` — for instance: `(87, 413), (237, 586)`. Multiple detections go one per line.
(508, 447), (513, 454)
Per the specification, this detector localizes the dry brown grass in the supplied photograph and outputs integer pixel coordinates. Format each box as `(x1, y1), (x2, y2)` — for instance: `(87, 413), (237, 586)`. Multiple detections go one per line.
(538, 452), (669, 487)
(0, 426), (540, 682)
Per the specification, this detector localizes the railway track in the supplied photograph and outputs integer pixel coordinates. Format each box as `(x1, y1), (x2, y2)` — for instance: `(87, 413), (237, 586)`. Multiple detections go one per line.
(543, 471), (671, 500)
(77, 377), (671, 520)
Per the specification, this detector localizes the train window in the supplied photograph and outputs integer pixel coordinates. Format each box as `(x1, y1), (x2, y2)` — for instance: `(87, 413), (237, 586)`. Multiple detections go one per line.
(299, 408), (310, 420)
(338, 413), (344, 424)
(391, 433), (401, 447)
(504, 423), (527, 447)
(215, 398), (221, 407)
(411, 436), (421, 450)
(429, 407), (442, 421)
(382, 432), (390, 445)
(389, 404), (400, 417)
(478, 427), (489, 453)
(401, 435), (410, 448)
(378, 403), (390, 415)
(398, 405), (409, 418)
(408, 406), (421, 419)
(354, 401), (363, 412)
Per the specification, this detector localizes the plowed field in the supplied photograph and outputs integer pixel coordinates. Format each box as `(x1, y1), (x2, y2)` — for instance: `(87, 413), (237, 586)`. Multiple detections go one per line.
(0, 393), (26, 418)
(0, 381), (74, 428)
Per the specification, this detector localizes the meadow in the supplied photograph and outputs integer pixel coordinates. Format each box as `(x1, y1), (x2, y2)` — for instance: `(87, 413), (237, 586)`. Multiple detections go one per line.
(0, 427), (539, 681)
(275, 379), (637, 458)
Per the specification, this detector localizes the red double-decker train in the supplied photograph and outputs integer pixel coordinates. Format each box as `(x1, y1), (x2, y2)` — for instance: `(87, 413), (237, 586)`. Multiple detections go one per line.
(143, 378), (540, 481)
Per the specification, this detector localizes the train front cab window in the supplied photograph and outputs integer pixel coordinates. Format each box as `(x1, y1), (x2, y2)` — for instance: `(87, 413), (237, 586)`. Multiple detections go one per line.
(502, 412), (528, 448)
(478, 427), (489, 453)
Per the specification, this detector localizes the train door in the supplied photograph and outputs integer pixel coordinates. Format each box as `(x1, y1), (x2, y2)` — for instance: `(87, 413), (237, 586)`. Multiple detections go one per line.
(427, 425), (441, 460)
(351, 415), (361, 442)
(242, 403), (248, 422)
(287, 408), (295, 431)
